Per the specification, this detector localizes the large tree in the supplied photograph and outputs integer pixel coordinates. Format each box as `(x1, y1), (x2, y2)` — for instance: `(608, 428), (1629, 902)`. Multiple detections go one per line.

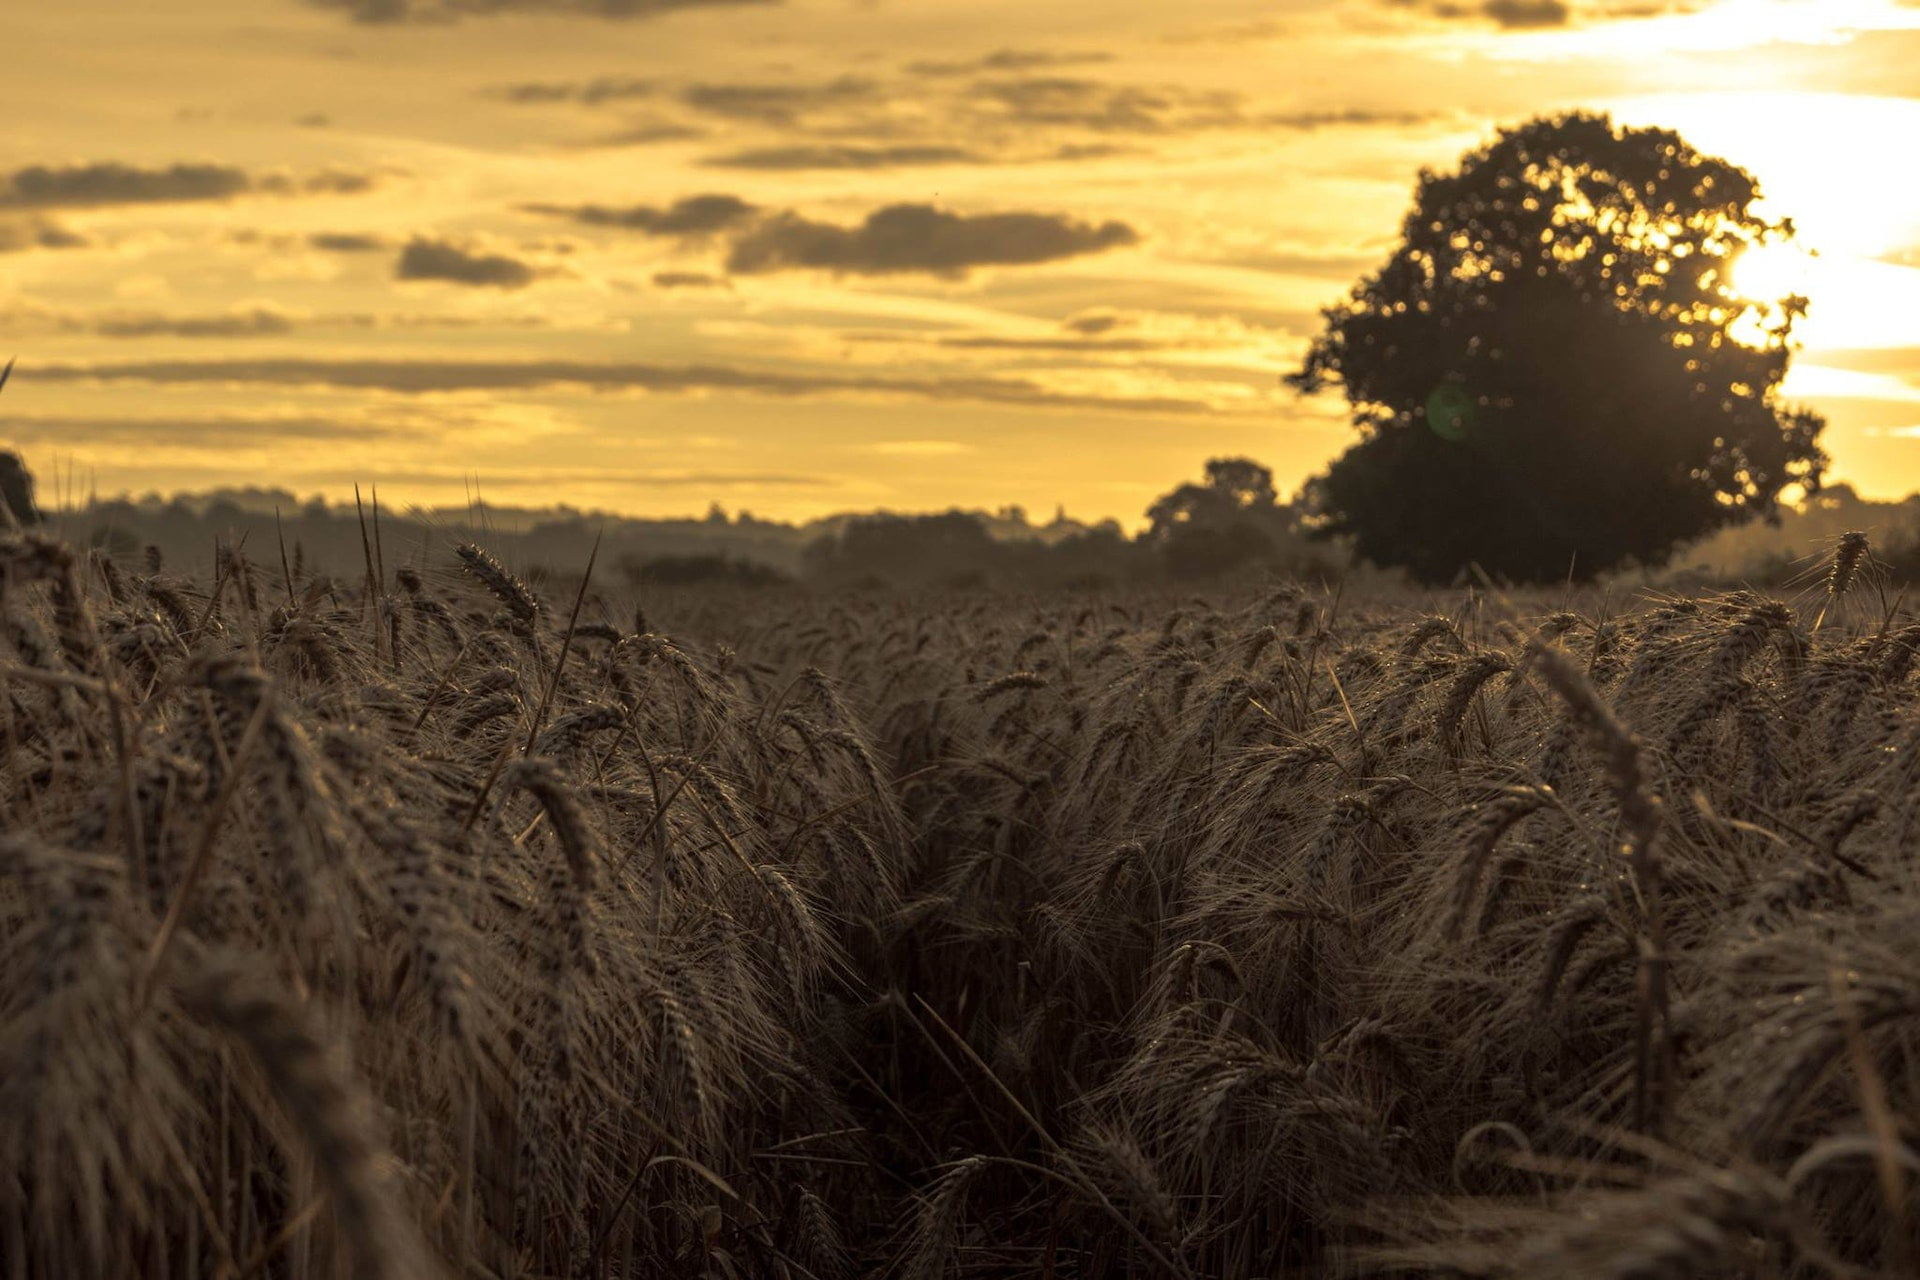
(1288, 112), (1826, 583)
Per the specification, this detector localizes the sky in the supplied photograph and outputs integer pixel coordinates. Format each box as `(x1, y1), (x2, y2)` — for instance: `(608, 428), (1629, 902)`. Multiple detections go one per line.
(6, 0), (1920, 524)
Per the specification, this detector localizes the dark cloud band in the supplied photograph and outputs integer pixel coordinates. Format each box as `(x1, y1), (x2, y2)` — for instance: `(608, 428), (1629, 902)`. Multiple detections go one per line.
(27, 356), (1239, 416)
(522, 194), (758, 235)
(679, 75), (878, 123)
(700, 145), (981, 170)
(725, 204), (1139, 278)
(1383, 0), (1574, 28)
(395, 238), (541, 288)
(304, 0), (774, 23)
(0, 162), (379, 210)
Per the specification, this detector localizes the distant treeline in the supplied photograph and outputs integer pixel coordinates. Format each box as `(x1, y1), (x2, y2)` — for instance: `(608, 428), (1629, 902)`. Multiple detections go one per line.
(47, 459), (1343, 592)
(29, 462), (1920, 592)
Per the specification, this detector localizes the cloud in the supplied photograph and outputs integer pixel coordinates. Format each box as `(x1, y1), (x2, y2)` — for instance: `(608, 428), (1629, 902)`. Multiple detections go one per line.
(0, 217), (88, 252)
(0, 298), (566, 339)
(680, 75), (878, 124)
(29, 356), (1250, 416)
(304, 0), (774, 23)
(93, 307), (300, 339)
(1804, 348), (1920, 381)
(523, 193), (758, 235)
(725, 204), (1139, 278)
(268, 168), (381, 196)
(1482, 0), (1571, 24)
(967, 77), (1247, 133)
(698, 141), (1147, 170)
(701, 144), (982, 170)
(594, 121), (708, 145)
(966, 80), (1440, 140)
(1064, 309), (1126, 336)
(1223, 246), (1388, 279)
(491, 75), (655, 104)
(0, 162), (380, 210)
(0, 162), (251, 209)
(1382, 0), (1573, 28)
(651, 270), (729, 288)
(926, 334), (1171, 353)
(308, 232), (388, 252)
(907, 49), (1114, 76)
(1048, 143), (1133, 161)
(395, 237), (540, 288)
(839, 307), (1305, 356)
(1262, 107), (1450, 130)
(0, 412), (397, 445)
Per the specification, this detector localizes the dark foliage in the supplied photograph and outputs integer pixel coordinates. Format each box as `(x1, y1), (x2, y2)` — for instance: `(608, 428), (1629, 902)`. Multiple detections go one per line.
(0, 359), (34, 527)
(1145, 458), (1336, 580)
(619, 551), (790, 587)
(0, 451), (36, 528)
(804, 510), (1152, 590)
(1290, 112), (1827, 582)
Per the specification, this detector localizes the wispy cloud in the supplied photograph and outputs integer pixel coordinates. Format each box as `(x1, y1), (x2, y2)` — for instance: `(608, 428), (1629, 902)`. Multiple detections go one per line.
(0, 161), (250, 208)
(0, 298), (566, 338)
(0, 162), (379, 210)
(966, 77), (1248, 133)
(906, 49), (1114, 76)
(491, 75), (656, 104)
(395, 238), (542, 288)
(0, 217), (88, 252)
(680, 75), (879, 124)
(303, 0), (774, 23)
(308, 232), (388, 252)
(1379, 0), (1721, 31)
(836, 306), (1309, 359)
(0, 411), (400, 444)
(1217, 245), (1390, 279)
(701, 144), (982, 170)
(522, 193), (758, 235)
(651, 270), (730, 288)
(523, 195), (1140, 279)
(93, 307), (301, 339)
(726, 204), (1139, 278)
(1383, 0), (1572, 29)
(29, 356), (1257, 415)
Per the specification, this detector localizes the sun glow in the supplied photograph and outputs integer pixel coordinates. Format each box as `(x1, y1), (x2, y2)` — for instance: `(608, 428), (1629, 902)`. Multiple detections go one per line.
(1606, 93), (1920, 356)
(1726, 239), (1813, 347)
(1731, 241), (1811, 307)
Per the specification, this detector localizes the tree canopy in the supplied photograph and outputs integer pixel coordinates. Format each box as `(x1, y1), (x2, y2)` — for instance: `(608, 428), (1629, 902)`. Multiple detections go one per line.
(1288, 111), (1827, 583)
(1142, 457), (1333, 580)
(1144, 457), (1282, 539)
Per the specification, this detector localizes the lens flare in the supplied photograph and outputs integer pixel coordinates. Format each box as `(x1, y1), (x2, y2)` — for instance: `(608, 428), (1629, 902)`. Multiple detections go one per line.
(1426, 384), (1474, 442)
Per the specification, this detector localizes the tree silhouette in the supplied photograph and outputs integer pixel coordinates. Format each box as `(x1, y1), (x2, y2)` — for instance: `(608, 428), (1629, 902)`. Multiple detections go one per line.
(0, 359), (36, 527)
(1144, 457), (1325, 579)
(1288, 112), (1827, 583)
(0, 453), (37, 528)
(1145, 458), (1281, 538)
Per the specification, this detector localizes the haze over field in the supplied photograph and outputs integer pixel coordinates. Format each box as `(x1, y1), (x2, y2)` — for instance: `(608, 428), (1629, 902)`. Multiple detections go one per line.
(6, 0), (1920, 521)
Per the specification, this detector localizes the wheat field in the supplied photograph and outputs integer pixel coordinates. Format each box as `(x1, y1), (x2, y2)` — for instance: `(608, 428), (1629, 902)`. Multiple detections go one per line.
(2, 527), (1916, 1278)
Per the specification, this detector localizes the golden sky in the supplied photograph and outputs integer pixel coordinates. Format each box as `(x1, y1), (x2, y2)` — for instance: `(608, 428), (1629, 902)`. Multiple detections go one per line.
(6, 0), (1920, 523)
